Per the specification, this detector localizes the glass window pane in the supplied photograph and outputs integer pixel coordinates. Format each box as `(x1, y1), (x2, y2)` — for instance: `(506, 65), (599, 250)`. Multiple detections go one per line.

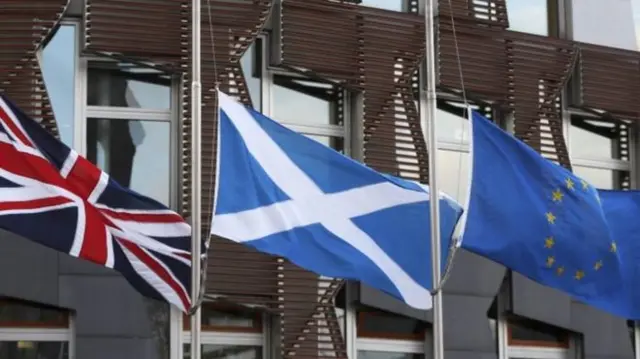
(41, 24), (76, 147)
(87, 62), (171, 110)
(306, 134), (345, 153)
(272, 75), (340, 127)
(437, 150), (469, 204)
(0, 299), (68, 328)
(357, 310), (426, 339)
(241, 41), (262, 111)
(87, 119), (171, 206)
(572, 0), (640, 50)
(570, 118), (628, 161)
(436, 106), (470, 144)
(506, 0), (548, 35)
(358, 351), (424, 359)
(0, 341), (69, 359)
(183, 344), (262, 359)
(573, 167), (629, 190)
(360, 0), (405, 11)
(508, 318), (569, 347)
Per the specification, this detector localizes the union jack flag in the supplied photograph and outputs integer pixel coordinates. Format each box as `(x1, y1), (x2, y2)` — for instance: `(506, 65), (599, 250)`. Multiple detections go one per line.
(0, 94), (195, 313)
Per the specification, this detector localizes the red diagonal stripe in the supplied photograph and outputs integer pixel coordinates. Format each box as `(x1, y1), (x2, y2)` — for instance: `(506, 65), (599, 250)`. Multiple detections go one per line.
(0, 106), (35, 148)
(78, 202), (109, 265)
(0, 142), (67, 189)
(0, 196), (73, 212)
(64, 156), (103, 199)
(118, 238), (191, 311)
(100, 208), (187, 223)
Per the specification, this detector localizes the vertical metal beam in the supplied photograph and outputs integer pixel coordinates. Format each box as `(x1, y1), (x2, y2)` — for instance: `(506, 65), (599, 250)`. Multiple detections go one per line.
(190, 0), (203, 358)
(422, 0), (444, 358)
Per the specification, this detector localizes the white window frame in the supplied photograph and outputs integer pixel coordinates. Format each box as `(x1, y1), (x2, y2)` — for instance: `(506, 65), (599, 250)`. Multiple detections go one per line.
(357, 337), (425, 354)
(0, 314), (75, 359)
(563, 108), (635, 189)
(171, 305), (268, 359)
(260, 34), (351, 156)
(76, 54), (181, 207)
(496, 283), (578, 359)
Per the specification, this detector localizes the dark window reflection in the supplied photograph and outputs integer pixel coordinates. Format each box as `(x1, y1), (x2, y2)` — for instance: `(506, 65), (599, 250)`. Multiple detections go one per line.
(0, 300), (68, 328)
(358, 351), (424, 359)
(87, 119), (171, 206)
(87, 62), (171, 110)
(240, 40), (262, 111)
(183, 304), (261, 331)
(183, 344), (262, 359)
(0, 342), (68, 359)
(357, 310), (426, 340)
(508, 317), (569, 347)
(272, 75), (341, 127)
(41, 24), (76, 146)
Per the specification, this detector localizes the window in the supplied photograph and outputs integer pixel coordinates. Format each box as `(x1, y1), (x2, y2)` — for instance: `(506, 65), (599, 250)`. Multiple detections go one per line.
(182, 303), (264, 359)
(358, 0), (407, 11)
(40, 22), (78, 147)
(571, 0), (640, 50)
(495, 282), (578, 359)
(84, 60), (176, 206)
(567, 115), (631, 190)
(0, 299), (73, 359)
(506, 0), (551, 35)
(356, 309), (426, 359)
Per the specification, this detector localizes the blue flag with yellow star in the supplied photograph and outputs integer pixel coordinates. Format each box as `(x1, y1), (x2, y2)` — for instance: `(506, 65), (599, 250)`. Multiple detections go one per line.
(598, 190), (640, 318)
(460, 111), (625, 316)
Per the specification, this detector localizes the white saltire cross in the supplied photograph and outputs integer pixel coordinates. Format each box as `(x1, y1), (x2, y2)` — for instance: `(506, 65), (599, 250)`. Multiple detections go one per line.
(212, 91), (435, 309)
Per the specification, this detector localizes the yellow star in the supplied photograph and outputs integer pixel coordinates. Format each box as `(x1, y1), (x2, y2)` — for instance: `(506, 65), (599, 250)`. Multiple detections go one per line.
(545, 256), (555, 268)
(556, 266), (565, 276)
(575, 270), (585, 280)
(546, 212), (556, 224)
(581, 179), (589, 190)
(566, 177), (575, 190)
(544, 237), (555, 248)
(552, 189), (563, 202)
(594, 261), (603, 271)
(611, 241), (617, 253)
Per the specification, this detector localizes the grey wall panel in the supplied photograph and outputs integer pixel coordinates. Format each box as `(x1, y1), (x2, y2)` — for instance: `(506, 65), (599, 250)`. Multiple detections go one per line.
(74, 337), (158, 359)
(358, 284), (429, 321)
(511, 273), (572, 329)
(0, 231), (59, 306)
(58, 274), (154, 337)
(442, 294), (496, 352)
(570, 301), (633, 359)
(58, 253), (115, 275)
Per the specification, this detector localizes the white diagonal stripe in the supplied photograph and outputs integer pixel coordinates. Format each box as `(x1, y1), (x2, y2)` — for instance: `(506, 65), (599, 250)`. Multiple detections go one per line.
(215, 91), (433, 309)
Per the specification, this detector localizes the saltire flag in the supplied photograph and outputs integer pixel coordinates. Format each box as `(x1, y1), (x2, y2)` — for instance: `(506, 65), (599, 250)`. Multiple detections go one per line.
(211, 90), (463, 310)
(459, 110), (626, 317)
(0, 94), (195, 313)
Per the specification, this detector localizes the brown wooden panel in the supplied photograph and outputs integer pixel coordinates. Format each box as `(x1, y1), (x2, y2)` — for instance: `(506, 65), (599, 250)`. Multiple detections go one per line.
(84, 0), (185, 69)
(0, 0), (69, 138)
(576, 43), (640, 119)
(505, 31), (575, 169)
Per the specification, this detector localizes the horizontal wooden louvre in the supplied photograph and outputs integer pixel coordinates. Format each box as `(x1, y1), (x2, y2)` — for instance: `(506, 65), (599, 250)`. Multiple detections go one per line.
(0, 0), (69, 137)
(84, 0), (186, 69)
(506, 32), (576, 169)
(576, 43), (640, 119)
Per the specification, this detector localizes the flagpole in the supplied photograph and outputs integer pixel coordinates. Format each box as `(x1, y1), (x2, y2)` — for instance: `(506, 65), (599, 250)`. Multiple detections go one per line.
(190, 0), (203, 357)
(422, 0), (445, 358)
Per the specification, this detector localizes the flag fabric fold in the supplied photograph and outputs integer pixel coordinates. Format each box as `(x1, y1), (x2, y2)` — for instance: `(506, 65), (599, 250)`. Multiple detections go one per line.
(212, 90), (463, 310)
(0, 94), (194, 313)
(460, 110), (626, 317)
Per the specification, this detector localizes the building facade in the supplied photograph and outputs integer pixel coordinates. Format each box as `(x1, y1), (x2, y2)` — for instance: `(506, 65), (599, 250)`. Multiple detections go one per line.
(1, 0), (640, 358)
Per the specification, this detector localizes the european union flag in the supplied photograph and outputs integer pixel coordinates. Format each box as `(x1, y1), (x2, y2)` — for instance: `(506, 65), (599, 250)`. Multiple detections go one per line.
(598, 190), (640, 318)
(460, 111), (624, 314)
(211, 91), (463, 310)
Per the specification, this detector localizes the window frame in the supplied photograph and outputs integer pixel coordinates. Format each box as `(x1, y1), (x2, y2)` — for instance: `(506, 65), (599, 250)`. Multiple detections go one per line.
(563, 108), (635, 190)
(0, 300), (75, 359)
(76, 55), (181, 208)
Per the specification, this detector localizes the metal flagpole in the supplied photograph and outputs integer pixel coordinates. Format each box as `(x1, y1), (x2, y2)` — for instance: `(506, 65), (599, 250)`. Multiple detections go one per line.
(421, 0), (445, 358)
(190, 0), (203, 357)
